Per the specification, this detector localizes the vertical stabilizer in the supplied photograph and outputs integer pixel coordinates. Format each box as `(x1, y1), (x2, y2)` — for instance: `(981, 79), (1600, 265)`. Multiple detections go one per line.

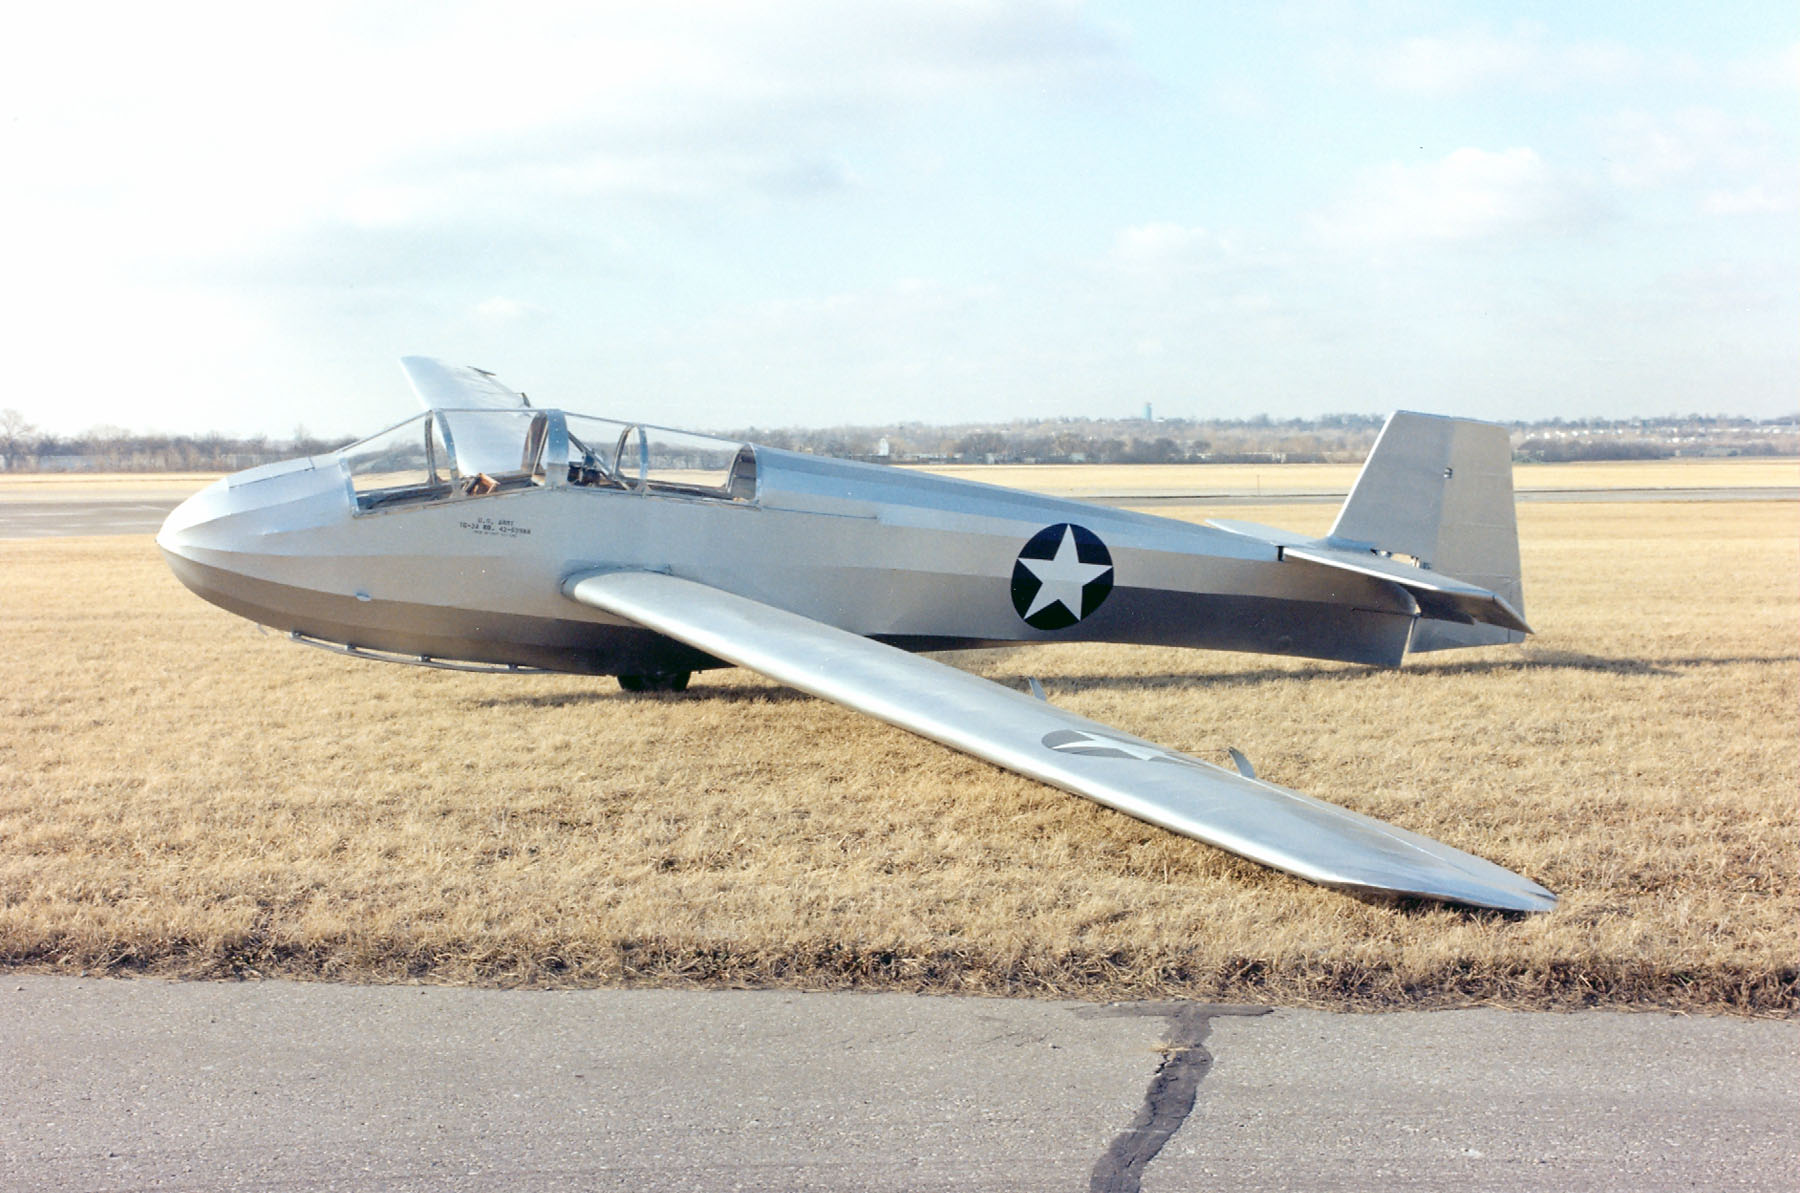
(1329, 412), (1525, 652)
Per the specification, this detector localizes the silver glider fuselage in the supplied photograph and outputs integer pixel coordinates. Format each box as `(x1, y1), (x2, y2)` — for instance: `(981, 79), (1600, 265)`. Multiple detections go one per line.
(159, 433), (1421, 678)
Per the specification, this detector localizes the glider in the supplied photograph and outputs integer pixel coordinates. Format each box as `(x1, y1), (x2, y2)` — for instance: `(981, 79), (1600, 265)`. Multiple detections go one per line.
(158, 357), (1553, 912)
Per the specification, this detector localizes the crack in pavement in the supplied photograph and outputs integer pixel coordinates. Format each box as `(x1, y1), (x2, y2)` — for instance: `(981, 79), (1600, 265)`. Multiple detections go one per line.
(1081, 1002), (1269, 1193)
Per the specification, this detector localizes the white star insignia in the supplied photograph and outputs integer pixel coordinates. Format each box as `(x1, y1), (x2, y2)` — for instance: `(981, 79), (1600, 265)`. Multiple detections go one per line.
(1047, 732), (1169, 761)
(1019, 525), (1113, 621)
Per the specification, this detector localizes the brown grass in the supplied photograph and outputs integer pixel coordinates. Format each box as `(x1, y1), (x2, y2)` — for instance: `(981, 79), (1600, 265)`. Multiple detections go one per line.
(1, 497), (1794, 1013)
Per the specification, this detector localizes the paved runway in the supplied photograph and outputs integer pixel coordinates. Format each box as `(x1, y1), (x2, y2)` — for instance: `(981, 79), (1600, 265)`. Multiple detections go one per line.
(1102, 485), (1800, 507)
(0, 498), (189, 538)
(1, 978), (1792, 1192)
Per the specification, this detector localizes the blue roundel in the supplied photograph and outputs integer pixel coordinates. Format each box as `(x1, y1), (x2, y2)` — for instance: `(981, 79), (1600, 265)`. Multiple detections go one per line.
(1010, 523), (1114, 630)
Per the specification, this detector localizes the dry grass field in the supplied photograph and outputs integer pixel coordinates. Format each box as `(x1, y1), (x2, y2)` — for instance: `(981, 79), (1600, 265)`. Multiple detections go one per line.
(1, 486), (1794, 1014)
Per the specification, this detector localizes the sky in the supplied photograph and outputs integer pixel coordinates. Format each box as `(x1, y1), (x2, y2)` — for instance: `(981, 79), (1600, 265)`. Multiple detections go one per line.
(2, 1), (1794, 438)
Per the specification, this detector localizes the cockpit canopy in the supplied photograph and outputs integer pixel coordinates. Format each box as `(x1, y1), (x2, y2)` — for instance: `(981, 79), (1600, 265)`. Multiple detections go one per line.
(340, 409), (756, 513)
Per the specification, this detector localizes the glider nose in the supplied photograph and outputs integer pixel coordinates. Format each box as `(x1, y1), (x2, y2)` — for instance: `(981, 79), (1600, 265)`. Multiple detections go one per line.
(157, 460), (344, 613)
(157, 475), (260, 613)
(158, 458), (340, 562)
(156, 476), (236, 561)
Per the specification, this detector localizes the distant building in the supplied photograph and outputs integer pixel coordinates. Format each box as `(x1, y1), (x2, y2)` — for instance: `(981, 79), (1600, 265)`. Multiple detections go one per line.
(35, 455), (102, 472)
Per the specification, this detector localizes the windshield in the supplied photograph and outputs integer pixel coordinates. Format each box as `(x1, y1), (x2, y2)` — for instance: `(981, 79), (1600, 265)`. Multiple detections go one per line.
(341, 413), (453, 508)
(564, 414), (756, 500)
(342, 409), (754, 511)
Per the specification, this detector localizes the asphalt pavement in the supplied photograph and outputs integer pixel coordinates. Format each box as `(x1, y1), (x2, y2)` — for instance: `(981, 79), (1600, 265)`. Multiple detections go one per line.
(1, 977), (1792, 1192)
(0, 498), (194, 538)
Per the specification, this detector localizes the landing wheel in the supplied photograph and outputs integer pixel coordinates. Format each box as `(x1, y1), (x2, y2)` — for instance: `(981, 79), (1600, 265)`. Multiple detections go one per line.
(618, 670), (691, 693)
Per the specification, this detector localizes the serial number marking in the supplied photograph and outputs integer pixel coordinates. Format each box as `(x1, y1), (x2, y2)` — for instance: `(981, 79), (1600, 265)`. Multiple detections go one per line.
(459, 517), (533, 538)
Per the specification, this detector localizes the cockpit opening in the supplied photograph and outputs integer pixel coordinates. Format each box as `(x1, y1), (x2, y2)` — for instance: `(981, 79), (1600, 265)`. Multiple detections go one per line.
(564, 415), (755, 501)
(342, 413), (454, 511)
(343, 409), (756, 513)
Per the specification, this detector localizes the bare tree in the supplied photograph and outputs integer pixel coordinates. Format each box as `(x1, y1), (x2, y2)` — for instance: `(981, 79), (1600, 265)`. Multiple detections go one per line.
(1, 409), (38, 471)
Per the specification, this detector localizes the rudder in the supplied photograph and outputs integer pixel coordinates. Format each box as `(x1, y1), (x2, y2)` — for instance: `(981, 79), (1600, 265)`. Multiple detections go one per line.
(1329, 412), (1525, 652)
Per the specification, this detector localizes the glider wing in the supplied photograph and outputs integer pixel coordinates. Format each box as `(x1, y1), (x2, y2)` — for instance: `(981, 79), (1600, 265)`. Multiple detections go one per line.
(564, 568), (1556, 912)
(399, 356), (531, 412)
(398, 356), (543, 482)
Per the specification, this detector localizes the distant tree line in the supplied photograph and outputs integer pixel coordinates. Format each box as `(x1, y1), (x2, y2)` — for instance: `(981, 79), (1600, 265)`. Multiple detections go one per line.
(1, 406), (1794, 472)
(0, 410), (349, 472)
(729, 412), (1395, 465)
(729, 412), (1797, 466)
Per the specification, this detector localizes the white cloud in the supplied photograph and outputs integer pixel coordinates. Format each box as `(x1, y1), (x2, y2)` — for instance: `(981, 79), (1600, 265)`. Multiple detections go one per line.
(472, 297), (553, 324)
(1702, 185), (1794, 216)
(1597, 111), (1703, 188)
(1726, 40), (1800, 90)
(1368, 28), (1538, 94)
(1109, 223), (1233, 270)
(1597, 107), (1782, 189)
(1348, 24), (1641, 95)
(1311, 148), (1599, 248)
(0, 0), (1137, 432)
(0, 1), (1134, 262)
(1209, 78), (1270, 119)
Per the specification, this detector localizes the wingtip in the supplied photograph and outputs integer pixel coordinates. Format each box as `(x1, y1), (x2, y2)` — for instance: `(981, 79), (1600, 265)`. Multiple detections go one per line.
(1346, 876), (1557, 914)
(1435, 873), (1558, 914)
(1476, 888), (1558, 914)
(1504, 881), (1559, 914)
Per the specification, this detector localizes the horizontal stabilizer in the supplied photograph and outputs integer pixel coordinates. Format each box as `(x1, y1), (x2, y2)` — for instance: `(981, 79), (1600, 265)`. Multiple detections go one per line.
(565, 568), (1556, 912)
(1207, 519), (1531, 635)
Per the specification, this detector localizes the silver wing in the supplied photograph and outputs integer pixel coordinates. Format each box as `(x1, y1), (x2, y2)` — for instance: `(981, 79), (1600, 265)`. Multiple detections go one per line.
(565, 569), (1556, 913)
(400, 356), (531, 411)
(399, 356), (545, 481)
